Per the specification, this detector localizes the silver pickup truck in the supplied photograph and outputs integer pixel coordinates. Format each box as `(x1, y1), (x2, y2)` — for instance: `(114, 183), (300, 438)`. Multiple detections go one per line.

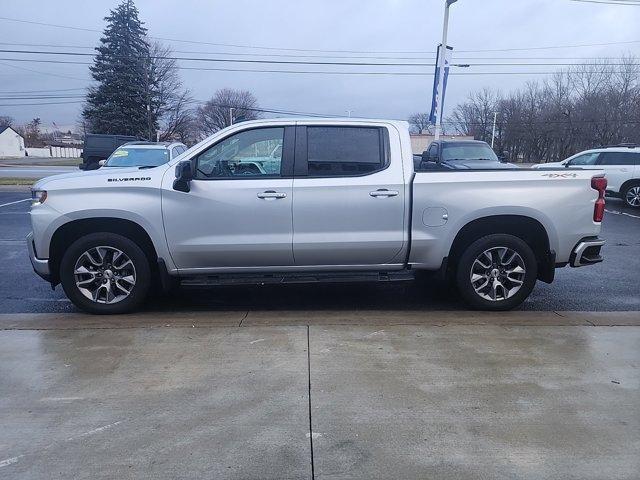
(28, 118), (607, 314)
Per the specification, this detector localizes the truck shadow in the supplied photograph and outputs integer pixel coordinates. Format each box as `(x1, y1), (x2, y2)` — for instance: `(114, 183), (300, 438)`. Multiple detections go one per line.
(147, 275), (462, 313)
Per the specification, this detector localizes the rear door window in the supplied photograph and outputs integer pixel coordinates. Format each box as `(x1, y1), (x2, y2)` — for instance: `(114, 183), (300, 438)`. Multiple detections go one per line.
(304, 126), (387, 177)
(598, 152), (638, 166)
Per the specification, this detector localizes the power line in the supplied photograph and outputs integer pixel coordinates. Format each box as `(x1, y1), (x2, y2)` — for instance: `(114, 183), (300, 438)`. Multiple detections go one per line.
(0, 41), (636, 63)
(0, 87), (87, 94)
(0, 48), (438, 66)
(0, 58), (634, 76)
(570, 0), (640, 5)
(1, 48), (639, 69)
(0, 100), (84, 107)
(0, 60), (89, 81)
(0, 15), (639, 55)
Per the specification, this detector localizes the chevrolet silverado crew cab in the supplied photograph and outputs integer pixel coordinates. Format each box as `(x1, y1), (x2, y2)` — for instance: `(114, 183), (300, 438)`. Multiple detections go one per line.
(28, 118), (607, 314)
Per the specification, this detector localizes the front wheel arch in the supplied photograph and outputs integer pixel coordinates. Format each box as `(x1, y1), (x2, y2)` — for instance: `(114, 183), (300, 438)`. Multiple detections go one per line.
(49, 218), (158, 285)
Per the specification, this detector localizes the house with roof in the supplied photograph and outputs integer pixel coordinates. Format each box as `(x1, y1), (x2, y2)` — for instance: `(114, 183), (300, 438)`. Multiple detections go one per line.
(0, 126), (25, 158)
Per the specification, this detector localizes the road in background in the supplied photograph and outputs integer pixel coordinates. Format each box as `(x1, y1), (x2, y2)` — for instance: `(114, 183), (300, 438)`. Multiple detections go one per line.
(0, 165), (77, 178)
(0, 189), (638, 314)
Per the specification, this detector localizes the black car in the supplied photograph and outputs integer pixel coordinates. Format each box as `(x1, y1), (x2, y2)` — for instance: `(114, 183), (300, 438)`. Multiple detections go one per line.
(80, 134), (140, 170)
(415, 140), (517, 170)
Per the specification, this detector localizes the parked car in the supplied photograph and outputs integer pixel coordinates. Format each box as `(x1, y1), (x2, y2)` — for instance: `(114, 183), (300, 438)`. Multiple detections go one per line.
(414, 139), (518, 170)
(80, 134), (140, 170)
(102, 141), (188, 168)
(28, 118), (606, 314)
(532, 144), (640, 208)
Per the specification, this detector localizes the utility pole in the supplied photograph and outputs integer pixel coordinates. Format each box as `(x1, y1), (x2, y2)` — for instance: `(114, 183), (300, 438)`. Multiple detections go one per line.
(145, 56), (153, 141)
(229, 107), (234, 126)
(434, 0), (458, 141)
(491, 111), (498, 148)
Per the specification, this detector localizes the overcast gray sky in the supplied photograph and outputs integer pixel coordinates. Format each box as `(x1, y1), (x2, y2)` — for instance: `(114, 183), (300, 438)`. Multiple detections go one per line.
(0, 0), (639, 132)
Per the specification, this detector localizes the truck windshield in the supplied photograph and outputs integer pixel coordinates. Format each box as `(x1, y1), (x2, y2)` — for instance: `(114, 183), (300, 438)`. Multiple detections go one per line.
(105, 147), (169, 167)
(441, 144), (499, 162)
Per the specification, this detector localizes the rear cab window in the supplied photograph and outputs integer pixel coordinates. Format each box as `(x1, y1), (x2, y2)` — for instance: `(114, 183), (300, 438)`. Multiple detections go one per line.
(298, 126), (389, 177)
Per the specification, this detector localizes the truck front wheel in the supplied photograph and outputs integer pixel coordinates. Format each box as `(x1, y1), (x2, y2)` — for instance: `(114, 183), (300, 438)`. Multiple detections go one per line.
(60, 233), (151, 314)
(456, 234), (537, 311)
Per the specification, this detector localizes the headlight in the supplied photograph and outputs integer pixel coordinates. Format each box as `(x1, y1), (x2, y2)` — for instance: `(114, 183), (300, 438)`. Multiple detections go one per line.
(31, 189), (47, 205)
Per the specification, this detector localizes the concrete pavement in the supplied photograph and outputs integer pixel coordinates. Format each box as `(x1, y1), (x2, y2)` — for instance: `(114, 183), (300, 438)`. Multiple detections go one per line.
(0, 311), (638, 480)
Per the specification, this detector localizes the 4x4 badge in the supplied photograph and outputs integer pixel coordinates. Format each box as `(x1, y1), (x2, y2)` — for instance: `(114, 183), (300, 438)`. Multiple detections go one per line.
(541, 173), (578, 178)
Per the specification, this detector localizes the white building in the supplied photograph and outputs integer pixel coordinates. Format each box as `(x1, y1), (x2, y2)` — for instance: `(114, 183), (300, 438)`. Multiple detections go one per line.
(0, 126), (25, 157)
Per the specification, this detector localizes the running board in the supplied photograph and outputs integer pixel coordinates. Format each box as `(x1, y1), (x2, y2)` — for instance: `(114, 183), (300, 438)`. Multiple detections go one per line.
(180, 270), (415, 287)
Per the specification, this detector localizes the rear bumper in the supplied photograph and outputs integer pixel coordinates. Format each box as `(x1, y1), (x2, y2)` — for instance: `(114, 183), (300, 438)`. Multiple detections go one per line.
(26, 232), (51, 281)
(570, 237), (605, 267)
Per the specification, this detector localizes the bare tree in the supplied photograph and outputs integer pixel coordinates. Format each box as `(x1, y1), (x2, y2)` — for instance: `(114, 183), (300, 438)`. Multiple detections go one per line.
(0, 115), (13, 129)
(407, 113), (432, 134)
(159, 89), (197, 144)
(197, 89), (260, 135)
(447, 57), (640, 163)
(17, 118), (45, 147)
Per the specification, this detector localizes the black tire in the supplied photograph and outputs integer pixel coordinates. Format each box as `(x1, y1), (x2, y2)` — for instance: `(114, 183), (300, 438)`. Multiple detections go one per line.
(60, 232), (151, 314)
(622, 182), (640, 209)
(456, 234), (538, 311)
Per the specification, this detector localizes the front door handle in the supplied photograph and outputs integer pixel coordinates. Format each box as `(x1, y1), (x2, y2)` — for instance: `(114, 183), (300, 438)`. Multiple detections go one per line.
(257, 190), (287, 199)
(370, 189), (399, 198)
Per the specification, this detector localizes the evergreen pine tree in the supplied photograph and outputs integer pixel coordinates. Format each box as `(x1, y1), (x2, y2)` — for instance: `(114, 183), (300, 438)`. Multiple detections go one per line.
(82, 0), (155, 138)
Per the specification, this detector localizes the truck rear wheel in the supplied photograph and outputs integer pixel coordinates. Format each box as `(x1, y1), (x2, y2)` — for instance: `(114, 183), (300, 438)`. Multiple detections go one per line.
(456, 234), (537, 311)
(60, 232), (151, 314)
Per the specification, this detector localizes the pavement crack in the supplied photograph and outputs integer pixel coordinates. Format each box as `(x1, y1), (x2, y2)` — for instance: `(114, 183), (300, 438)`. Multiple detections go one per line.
(306, 325), (316, 480)
(238, 310), (249, 327)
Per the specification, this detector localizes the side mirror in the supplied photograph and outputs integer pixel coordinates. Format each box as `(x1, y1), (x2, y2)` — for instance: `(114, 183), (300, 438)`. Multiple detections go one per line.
(421, 152), (440, 164)
(564, 161), (571, 168)
(98, 159), (106, 167)
(173, 160), (193, 193)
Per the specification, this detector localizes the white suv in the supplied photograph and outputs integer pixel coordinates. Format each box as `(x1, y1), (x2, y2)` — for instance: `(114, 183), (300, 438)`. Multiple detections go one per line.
(533, 145), (640, 208)
(102, 141), (188, 168)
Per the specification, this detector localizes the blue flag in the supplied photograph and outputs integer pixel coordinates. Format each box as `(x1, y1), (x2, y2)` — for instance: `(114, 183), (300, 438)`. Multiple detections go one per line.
(429, 44), (453, 125)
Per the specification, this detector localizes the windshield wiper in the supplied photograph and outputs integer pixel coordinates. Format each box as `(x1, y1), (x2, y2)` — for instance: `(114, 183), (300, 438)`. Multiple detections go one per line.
(138, 165), (156, 169)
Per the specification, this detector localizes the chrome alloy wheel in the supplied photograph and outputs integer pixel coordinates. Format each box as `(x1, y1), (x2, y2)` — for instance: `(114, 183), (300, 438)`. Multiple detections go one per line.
(626, 186), (640, 207)
(470, 247), (526, 302)
(73, 246), (137, 304)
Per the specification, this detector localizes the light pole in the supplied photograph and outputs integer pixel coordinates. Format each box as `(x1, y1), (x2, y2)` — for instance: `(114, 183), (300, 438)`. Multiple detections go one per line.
(434, 0), (458, 141)
(229, 107), (234, 126)
(491, 111), (498, 148)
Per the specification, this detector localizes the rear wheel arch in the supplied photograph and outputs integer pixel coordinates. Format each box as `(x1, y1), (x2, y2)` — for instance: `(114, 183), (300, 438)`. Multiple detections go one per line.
(49, 218), (158, 285)
(448, 215), (552, 281)
(619, 178), (640, 194)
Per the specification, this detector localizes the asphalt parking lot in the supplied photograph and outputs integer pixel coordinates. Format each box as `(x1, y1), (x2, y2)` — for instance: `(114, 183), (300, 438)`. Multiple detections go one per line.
(1, 188), (638, 314)
(1, 187), (639, 479)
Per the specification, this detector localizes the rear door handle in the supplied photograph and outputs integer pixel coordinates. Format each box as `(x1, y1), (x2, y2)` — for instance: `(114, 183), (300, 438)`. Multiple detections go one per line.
(370, 189), (399, 198)
(257, 190), (287, 199)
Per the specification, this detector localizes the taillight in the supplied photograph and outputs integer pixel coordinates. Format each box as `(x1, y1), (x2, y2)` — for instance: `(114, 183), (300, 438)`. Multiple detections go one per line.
(591, 176), (607, 222)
